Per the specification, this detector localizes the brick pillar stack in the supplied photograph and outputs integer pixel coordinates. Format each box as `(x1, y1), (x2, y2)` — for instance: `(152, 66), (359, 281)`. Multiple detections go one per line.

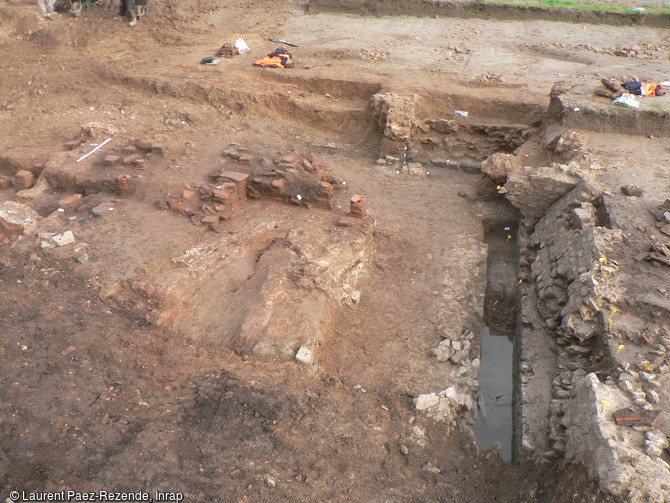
(349, 194), (366, 217)
(314, 182), (334, 209)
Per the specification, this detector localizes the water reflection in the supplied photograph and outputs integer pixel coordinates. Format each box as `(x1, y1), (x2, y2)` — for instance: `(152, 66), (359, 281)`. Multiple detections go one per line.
(475, 326), (513, 461)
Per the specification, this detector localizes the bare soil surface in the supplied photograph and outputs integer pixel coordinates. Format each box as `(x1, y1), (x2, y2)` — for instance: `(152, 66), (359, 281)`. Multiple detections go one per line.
(1, 0), (669, 501)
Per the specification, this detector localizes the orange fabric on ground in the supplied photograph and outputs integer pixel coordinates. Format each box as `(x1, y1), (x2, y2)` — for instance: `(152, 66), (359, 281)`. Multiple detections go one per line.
(253, 56), (285, 68)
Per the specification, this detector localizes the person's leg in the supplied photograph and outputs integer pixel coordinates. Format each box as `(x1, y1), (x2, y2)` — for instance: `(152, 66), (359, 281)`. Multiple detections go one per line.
(126, 0), (137, 25)
(136, 0), (147, 16)
(37, 0), (49, 17)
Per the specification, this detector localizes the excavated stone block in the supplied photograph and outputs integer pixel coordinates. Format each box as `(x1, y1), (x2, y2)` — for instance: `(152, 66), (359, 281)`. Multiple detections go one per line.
(0, 201), (39, 236)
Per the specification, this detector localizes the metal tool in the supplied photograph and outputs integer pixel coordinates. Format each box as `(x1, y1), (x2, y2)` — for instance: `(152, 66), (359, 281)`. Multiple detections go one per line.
(268, 38), (300, 47)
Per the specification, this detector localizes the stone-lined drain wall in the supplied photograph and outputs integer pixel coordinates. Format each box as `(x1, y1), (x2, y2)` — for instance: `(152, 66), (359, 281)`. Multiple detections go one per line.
(511, 169), (670, 502)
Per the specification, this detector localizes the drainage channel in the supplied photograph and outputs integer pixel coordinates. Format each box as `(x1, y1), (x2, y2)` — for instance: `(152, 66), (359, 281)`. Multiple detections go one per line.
(476, 218), (519, 461)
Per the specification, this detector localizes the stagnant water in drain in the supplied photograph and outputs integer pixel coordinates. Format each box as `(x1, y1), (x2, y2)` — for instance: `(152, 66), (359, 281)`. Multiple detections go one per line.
(476, 327), (514, 461)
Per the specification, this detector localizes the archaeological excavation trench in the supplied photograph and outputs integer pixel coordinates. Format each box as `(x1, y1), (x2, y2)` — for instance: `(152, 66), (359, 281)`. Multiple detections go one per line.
(2, 0), (670, 499)
(2, 69), (669, 502)
(375, 79), (670, 501)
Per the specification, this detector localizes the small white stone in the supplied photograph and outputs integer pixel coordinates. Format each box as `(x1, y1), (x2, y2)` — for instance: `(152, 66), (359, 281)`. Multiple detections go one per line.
(414, 393), (440, 410)
(50, 230), (76, 247)
(295, 346), (313, 364)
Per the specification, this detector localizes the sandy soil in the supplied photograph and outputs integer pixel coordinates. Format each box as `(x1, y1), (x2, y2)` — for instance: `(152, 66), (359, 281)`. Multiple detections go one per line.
(1, 0), (669, 501)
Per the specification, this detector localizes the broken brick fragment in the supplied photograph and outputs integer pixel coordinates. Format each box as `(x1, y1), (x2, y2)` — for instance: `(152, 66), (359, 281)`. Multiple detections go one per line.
(613, 407), (663, 427)
(212, 189), (231, 205)
(58, 194), (83, 208)
(60, 345), (77, 357)
(116, 175), (132, 191)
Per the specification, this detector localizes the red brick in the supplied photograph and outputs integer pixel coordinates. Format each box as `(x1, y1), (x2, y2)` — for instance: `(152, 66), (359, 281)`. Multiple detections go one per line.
(14, 170), (34, 190)
(337, 216), (357, 227)
(58, 194), (83, 208)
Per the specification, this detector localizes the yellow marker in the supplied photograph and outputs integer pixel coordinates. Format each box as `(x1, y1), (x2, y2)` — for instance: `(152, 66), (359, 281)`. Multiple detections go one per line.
(608, 317), (613, 331)
(643, 363), (652, 371)
(616, 344), (624, 354)
(517, 279), (523, 285)
(496, 185), (502, 190)
(599, 257), (607, 264)
(506, 234), (512, 243)
(611, 306), (618, 313)
(209, 10), (213, 14)
(600, 399), (611, 409)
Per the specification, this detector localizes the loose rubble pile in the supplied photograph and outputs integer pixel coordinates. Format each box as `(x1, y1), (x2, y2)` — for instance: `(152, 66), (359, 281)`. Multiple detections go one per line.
(533, 42), (663, 59)
(636, 199), (670, 267)
(160, 145), (368, 232)
(412, 327), (481, 431)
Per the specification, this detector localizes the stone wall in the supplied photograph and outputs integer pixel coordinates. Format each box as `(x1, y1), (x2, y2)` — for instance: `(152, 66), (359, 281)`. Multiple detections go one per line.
(509, 167), (670, 500)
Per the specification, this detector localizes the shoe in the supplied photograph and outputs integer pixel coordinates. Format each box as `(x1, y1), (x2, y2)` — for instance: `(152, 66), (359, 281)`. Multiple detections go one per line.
(128, 17), (137, 26)
(48, 11), (58, 19)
